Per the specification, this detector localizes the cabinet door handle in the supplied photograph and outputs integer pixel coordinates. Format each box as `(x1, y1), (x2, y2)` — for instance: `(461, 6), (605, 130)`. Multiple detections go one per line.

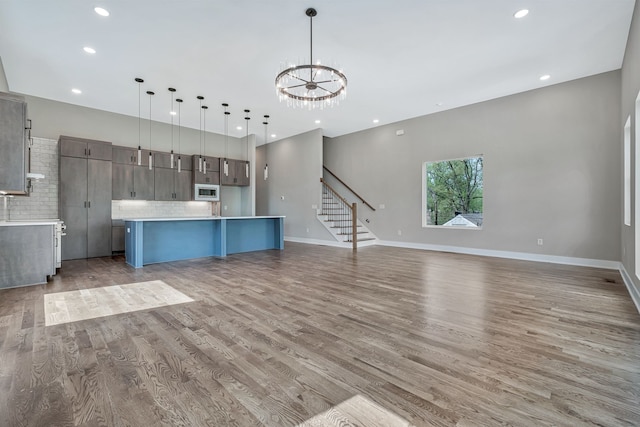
(84, 148), (87, 156)
(88, 148), (91, 156)
(87, 201), (91, 208)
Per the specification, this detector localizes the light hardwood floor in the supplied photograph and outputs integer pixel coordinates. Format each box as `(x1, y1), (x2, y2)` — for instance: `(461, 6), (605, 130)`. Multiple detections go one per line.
(0, 243), (638, 426)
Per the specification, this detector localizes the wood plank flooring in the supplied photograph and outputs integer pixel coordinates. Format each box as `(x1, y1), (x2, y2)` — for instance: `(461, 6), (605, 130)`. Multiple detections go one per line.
(0, 243), (638, 426)
(44, 280), (194, 326)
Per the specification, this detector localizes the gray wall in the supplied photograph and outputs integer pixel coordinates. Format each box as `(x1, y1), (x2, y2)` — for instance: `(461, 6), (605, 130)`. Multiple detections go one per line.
(324, 71), (621, 261)
(255, 128), (332, 240)
(621, 1), (640, 295)
(22, 94), (248, 160)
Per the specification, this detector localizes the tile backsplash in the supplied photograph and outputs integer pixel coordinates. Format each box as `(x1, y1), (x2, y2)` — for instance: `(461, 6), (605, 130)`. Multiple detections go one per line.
(111, 200), (213, 219)
(6, 137), (59, 220)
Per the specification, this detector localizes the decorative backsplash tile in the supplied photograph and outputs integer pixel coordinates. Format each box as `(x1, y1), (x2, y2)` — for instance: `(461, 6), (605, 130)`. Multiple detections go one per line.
(6, 137), (59, 220)
(111, 200), (212, 219)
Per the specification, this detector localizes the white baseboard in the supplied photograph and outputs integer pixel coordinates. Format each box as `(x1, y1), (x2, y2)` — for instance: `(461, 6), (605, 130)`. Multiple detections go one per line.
(286, 236), (638, 314)
(376, 240), (621, 270)
(619, 263), (640, 314)
(286, 236), (619, 269)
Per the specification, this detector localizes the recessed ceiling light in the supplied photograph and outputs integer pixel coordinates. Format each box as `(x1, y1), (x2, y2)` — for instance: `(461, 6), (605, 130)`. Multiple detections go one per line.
(514, 9), (529, 19)
(435, 102), (444, 107)
(236, 126), (242, 130)
(539, 74), (551, 81)
(94, 7), (109, 17)
(271, 134), (276, 138)
(373, 119), (379, 124)
(315, 120), (321, 124)
(169, 111), (177, 116)
(71, 88), (82, 94)
(83, 46), (96, 54)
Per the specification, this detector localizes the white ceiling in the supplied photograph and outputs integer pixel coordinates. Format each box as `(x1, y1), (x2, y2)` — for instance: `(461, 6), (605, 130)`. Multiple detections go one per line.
(0, 0), (635, 145)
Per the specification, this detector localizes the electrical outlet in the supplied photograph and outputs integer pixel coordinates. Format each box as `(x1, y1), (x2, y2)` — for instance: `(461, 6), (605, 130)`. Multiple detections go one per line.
(537, 238), (543, 246)
(379, 204), (385, 209)
(311, 204), (317, 209)
(398, 229), (402, 236)
(306, 227), (309, 233)
(224, 205), (228, 211)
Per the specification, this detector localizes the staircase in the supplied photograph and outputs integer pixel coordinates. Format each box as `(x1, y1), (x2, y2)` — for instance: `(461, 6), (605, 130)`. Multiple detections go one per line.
(318, 179), (377, 248)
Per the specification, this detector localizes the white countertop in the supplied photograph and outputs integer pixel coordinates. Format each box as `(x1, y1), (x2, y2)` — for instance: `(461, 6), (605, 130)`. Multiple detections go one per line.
(0, 219), (62, 227)
(122, 216), (285, 222)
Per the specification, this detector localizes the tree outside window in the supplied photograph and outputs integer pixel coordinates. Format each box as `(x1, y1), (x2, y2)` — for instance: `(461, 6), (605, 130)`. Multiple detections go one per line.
(423, 156), (483, 228)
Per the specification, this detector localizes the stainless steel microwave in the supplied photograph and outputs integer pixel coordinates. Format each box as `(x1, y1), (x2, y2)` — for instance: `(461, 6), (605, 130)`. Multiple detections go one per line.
(194, 183), (220, 201)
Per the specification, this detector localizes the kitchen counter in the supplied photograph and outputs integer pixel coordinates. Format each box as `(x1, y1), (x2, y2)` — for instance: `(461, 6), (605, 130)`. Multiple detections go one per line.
(121, 216), (284, 222)
(0, 219), (62, 226)
(124, 216), (285, 268)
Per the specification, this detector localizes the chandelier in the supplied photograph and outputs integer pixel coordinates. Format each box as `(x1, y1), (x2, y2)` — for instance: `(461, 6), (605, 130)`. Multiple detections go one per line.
(275, 8), (347, 109)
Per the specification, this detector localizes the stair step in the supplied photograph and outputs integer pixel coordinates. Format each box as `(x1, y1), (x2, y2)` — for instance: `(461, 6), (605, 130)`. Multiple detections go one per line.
(337, 231), (369, 235)
(344, 237), (376, 242)
(330, 225), (362, 229)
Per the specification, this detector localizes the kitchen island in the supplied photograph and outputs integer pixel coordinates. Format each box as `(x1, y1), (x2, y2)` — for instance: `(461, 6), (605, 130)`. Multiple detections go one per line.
(124, 216), (284, 268)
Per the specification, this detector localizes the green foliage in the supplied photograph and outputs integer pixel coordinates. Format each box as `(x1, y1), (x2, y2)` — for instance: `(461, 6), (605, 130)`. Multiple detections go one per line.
(426, 157), (483, 225)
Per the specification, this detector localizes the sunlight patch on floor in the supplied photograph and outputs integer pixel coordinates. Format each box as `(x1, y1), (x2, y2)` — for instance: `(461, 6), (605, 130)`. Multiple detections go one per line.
(44, 280), (193, 326)
(297, 394), (413, 427)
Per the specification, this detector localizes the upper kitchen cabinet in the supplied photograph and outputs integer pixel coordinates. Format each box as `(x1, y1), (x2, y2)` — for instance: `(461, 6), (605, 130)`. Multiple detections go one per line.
(112, 146), (154, 200)
(220, 158), (250, 186)
(59, 135), (112, 161)
(192, 155), (220, 185)
(154, 152), (192, 201)
(0, 92), (29, 195)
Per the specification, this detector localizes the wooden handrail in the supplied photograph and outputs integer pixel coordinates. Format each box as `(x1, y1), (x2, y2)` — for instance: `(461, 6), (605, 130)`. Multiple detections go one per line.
(322, 166), (376, 211)
(320, 178), (351, 206)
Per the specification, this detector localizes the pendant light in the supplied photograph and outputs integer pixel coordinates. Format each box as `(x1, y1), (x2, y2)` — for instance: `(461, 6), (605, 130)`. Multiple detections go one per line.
(244, 110), (250, 178)
(176, 97), (183, 173)
(147, 90), (154, 170)
(168, 87), (176, 168)
(197, 95), (204, 172)
(135, 78), (144, 165)
(263, 115), (269, 180)
(222, 103), (230, 176)
(202, 104), (208, 175)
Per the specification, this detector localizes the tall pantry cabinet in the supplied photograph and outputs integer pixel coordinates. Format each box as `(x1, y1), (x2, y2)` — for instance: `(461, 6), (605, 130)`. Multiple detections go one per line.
(59, 136), (112, 260)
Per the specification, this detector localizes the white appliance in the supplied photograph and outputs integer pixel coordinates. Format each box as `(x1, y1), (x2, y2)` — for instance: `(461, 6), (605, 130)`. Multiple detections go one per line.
(194, 183), (220, 201)
(55, 221), (65, 268)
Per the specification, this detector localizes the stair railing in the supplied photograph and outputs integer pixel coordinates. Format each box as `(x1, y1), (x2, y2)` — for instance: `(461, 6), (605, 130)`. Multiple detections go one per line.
(323, 166), (376, 211)
(320, 178), (357, 250)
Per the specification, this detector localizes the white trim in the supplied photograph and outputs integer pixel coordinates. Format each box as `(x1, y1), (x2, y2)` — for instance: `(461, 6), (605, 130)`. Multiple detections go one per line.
(619, 263), (640, 314)
(286, 236), (619, 269)
(376, 240), (620, 269)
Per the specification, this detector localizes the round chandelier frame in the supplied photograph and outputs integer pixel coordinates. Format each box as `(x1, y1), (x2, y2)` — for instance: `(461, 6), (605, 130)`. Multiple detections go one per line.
(275, 8), (347, 109)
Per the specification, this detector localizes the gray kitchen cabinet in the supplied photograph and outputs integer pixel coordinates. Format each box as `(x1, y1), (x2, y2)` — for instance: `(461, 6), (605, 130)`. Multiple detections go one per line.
(155, 152), (193, 200)
(175, 170), (192, 201)
(0, 223), (55, 289)
(111, 146), (154, 200)
(193, 156), (220, 185)
(111, 220), (125, 253)
(220, 158), (250, 186)
(154, 166), (174, 201)
(0, 92), (29, 195)
(60, 135), (112, 161)
(236, 160), (250, 186)
(60, 139), (112, 260)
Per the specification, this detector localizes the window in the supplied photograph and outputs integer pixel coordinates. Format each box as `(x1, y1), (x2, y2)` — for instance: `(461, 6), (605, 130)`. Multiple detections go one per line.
(624, 116), (631, 226)
(423, 156), (483, 228)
